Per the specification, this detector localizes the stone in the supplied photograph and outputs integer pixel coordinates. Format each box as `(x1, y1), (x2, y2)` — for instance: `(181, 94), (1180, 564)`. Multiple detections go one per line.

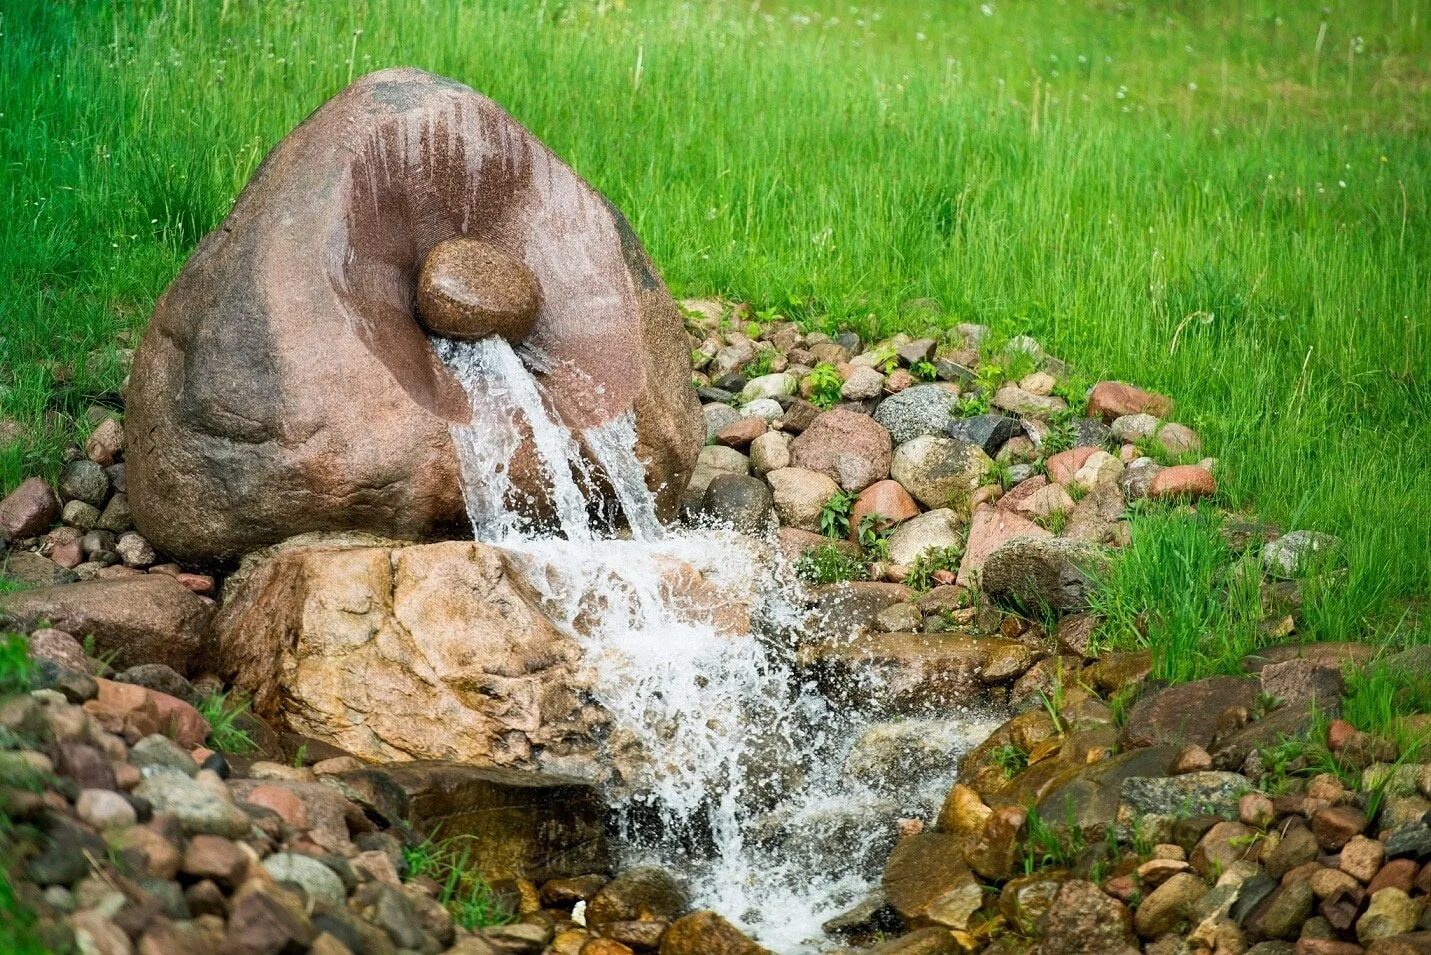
(740, 373), (798, 403)
(182, 834), (250, 886)
(1357, 889), (1421, 945)
(1259, 658), (1344, 708)
(125, 69), (702, 565)
(701, 475), (776, 534)
(85, 678), (210, 747)
(26, 628), (89, 672)
(659, 911), (770, 955)
(981, 536), (1109, 613)
(215, 540), (604, 765)
(1071, 450), (1123, 491)
(1190, 821), (1261, 878)
(1311, 806), (1368, 850)
(1264, 824), (1320, 880)
(1118, 457), (1163, 501)
(1340, 835), (1386, 883)
(704, 403), (742, 442)
(1034, 746), (1178, 836)
(134, 767), (251, 837)
(114, 665), (198, 706)
(1135, 872), (1207, 938)
(115, 532), (156, 568)
(790, 409), (893, 492)
(416, 237), (540, 342)
(1254, 881), (1316, 940)
(1118, 772), (1251, 824)
(1148, 464), (1217, 500)
(881, 832), (978, 925)
(1045, 447), (1099, 485)
(851, 480), (921, 540)
(223, 883), (316, 954)
(748, 431), (791, 475)
(956, 504), (1049, 588)
(83, 417), (125, 467)
(873, 385), (962, 444)
(1036, 879), (1137, 954)
(263, 853), (347, 908)
(842, 365), (886, 400)
(714, 416), (767, 449)
(371, 761), (607, 881)
(993, 385), (1065, 417)
(886, 510), (963, 567)
(805, 633), (1035, 712)
(586, 867), (688, 925)
(130, 734), (200, 776)
(739, 397), (784, 422)
(1262, 531), (1344, 579)
(59, 459), (109, 507)
(75, 788), (138, 830)
(890, 436), (993, 510)
(946, 414), (1020, 457)
(808, 581), (917, 636)
(1121, 676), (1260, 749)
(95, 494), (132, 533)
(1003, 482), (1074, 521)
(1239, 791), (1275, 828)
(1110, 413), (1160, 442)
(1087, 381), (1173, 423)
(1157, 422), (1202, 454)
(765, 467), (841, 532)
(62, 500), (101, 531)
(688, 445), (750, 498)
(874, 602), (924, 633)
(1382, 822), (1431, 860)
(0, 477), (60, 538)
(0, 575), (211, 673)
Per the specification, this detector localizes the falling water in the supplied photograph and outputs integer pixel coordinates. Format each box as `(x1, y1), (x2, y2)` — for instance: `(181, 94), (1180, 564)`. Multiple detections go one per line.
(435, 337), (1000, 951)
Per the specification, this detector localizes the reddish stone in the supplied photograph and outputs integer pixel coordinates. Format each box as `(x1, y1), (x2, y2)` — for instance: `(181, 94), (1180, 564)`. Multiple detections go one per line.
(0, 477), (60, 538)
(1326, 719), (1358, 752)
(174, 573), (216, 595)
(714, 417), (767, 449)
(1087, 381), (1174, 423)
(1045, 447), (1098, 485)
(849, 480), (920, 541)
(1367, 858), (1418, 896)
(996, 474), (1049, 512)
(955, 503), (1049, 588)
(1310, 806), (1367, 851)
(84, 678), (210, 748)
(1294, 940), (1366, 955)
(50, 538), (85, 569)
(85, 418), (125, 467)
(182, 834), (250, 887)
(1148, 465), (1216, 501)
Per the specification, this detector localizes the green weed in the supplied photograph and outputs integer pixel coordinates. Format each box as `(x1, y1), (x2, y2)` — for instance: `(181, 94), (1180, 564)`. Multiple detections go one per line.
(805, 363), (844, 410)
(795, 546), (868, 586)
(403, 836), (514, 931)
(196, 691), (257, 755)
(818, 489), (856, 540)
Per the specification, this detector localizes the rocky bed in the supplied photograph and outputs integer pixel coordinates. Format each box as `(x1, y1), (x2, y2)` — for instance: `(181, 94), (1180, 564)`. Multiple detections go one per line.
(1, 301), (1429, 955)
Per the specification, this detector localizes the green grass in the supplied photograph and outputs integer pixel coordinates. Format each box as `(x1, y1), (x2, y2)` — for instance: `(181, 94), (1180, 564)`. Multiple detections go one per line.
(795, 544), (869, 586)
(195, 690), (257, 755)
(402, 836), (514, 931)
(1, 1), (1428, 646)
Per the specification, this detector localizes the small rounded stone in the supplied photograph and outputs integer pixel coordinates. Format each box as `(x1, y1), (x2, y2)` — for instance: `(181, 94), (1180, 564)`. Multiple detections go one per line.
(416, 238), (540, 342)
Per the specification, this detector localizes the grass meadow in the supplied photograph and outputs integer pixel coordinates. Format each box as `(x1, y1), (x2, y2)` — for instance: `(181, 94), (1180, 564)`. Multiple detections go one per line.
(2, 0), (1428, 659)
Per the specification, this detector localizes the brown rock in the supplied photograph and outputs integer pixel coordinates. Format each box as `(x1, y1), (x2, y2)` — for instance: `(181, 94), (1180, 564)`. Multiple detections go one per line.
(789, 409), (893, 492)
(659, 911), (770, 955)
(416, 237), (540, 342)
(1367, 859), (1419, 896)
(1170, 744), (1214, 775)
(715, 417), (768, 449)
(1133, 871), (1206, 938)
(215, 540), (594, 765)
(0, 477), (60, 538)
(882, 832), (979, 926)
(1045, 447), (1098, 486)
(1311, 806), (1368, 851)
(1190, 821), (1260, 878)
(85, 678), (210, 748)
(85, 418), (126, 467)
(1087, 381), (1173, 423)
(221, 882), (315, 954)
(850, 480), (921, 541)
(125, 68), (702, 565)
(26, 628), (89, 672)
(1036, 879), (1138, 954)
(1120, 676), (1259, 749)
(0, 575), (212, 673)
(964, 805), (1026, 880)
(955, 503), (1049, 588)
(804, 632), (1036, 711)
(182, 834), (250, 887)
(1340, 835), (1387, 883)
(1148, 465), (1217, 501)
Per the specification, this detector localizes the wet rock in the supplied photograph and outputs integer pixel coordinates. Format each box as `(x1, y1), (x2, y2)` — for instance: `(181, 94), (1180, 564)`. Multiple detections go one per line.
(417, 238), (541, 342)
(1135, 871), (1207, 938)
(890, 436), (993, 510)
(874, 385), (962, 444)
(659, 911), (770, 954)
(1036, 879), (1138, 954)
(701, 475), (776, 534)
(1087, 381), (1173, 423)
(0, 477), (61, 538)
(789, 409), (893, 492)
(688, 445), (750, 499)
(126, 69), (702, 564)
(714, 416), (767, 449)
(805, 632), (1035, 712)
(881, 832), (979, 926)
(809, 582), (917, 636)
(0, 575), (212, 674)
(886, 509), (963, 567)
(1120, 676), (1260, 749)
(1036, 746), (1178, 837)
(373, 761), (607, 881)
(586, 867), (688, 926)
(1118, 772), (1250, 825)
(981, 536), (1109, 613)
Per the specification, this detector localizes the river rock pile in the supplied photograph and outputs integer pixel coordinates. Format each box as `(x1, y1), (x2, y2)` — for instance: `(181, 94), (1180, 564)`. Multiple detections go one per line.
(2, 296), (1428, 954)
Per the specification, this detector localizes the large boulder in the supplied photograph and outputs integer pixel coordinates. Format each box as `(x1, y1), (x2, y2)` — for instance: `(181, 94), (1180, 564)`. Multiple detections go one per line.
(125, 68), (702, 565)
(213, 538), (593, 766)
(0, 575), (212, 674)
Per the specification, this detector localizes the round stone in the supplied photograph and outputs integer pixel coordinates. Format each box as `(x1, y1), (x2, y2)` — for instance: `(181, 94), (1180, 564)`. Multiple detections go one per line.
(416, 238), (539, 342)
(262, 852), (347, 908)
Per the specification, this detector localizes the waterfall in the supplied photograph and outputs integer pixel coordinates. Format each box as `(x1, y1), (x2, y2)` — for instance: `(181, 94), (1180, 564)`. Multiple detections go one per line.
(436, 338), (1000, 951)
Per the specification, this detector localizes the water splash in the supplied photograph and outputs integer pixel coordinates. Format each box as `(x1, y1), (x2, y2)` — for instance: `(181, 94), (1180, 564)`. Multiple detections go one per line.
(435, 338), (1000, 951)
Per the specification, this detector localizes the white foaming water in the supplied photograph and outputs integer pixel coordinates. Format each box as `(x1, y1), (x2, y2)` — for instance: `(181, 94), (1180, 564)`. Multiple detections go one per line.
(436, 337), (1000, 951)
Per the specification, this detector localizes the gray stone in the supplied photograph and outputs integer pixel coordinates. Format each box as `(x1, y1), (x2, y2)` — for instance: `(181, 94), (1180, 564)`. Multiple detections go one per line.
(114, 663), (199, 705)
(687, 445), (750, 499)
(61, 500), (101, 531)
(766, 467), (840, 532)
(1071, 418), (1112, 449)
(886, 509), (963, 567)
(263, 853), (347, 908)
(1262, 530), (1343, 578)
(946, 414), (1020, 457)
(874, 385), (962, 444)
(1118, 457), (1163, 501)
(703, 404), (741, 442)
(740, 373), (797, 403)
(130, 734), (201, 776)
(115, 532), (156, 568)
(739, 397), (785, 422)
(702, 475), (776, 535)
(890, 435), (992, 510)
(134, 767), (251, 837)
(1110, 413), (1160, 442)
(1118, 772), (1250, 825)
(981, 536), (1110, 613)
(59, 459), (109, 507)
